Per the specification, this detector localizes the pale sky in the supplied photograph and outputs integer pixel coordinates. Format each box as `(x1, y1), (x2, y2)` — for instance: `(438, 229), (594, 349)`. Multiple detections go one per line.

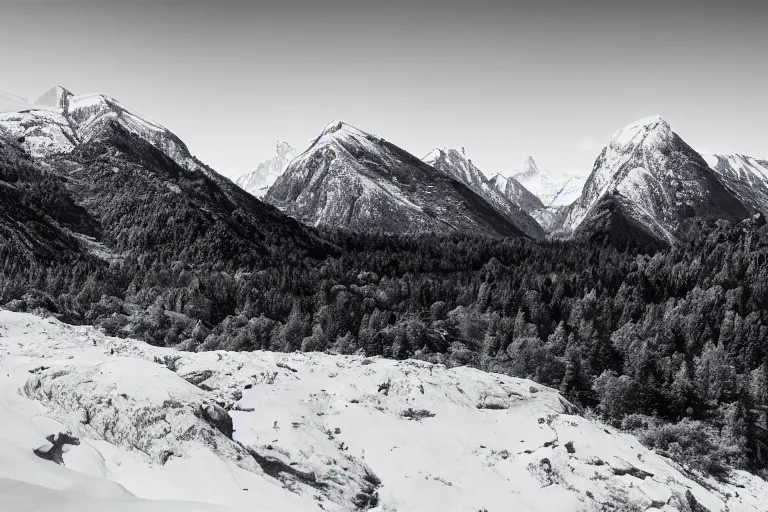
(1, 0), (766, 178)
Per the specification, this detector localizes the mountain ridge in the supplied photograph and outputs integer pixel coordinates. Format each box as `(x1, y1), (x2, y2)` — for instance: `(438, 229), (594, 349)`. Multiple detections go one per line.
(423, 147), (545, 238)
(265, 121), (534, 238)
(554, 115), (750, 244)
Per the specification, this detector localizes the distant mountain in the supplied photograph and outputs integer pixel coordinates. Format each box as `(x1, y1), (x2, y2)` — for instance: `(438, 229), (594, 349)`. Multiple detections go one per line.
(503, 157), (586, 207)
(487, 172), (546, 215)
(236, 141), (295, 198)
(423, 147), (544, 238)
(266, 121), (533, 238)
(703, 153), (768, 214)
(557, 116), (750, 245)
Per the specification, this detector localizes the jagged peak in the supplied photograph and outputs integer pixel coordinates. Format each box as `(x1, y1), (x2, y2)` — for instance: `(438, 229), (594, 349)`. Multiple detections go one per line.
(276, 140), (294, 152)
(315, 120), (373, 141)
(424, 147), (465, 161)
(320, 119), (345, 136)
(522, 156), (539, 174)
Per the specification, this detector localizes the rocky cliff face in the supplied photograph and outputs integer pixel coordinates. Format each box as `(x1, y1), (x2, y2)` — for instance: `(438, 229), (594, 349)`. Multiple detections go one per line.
(266, 121), (531, 238)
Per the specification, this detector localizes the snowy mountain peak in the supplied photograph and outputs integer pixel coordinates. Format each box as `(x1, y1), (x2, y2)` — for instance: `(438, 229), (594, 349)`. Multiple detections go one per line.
(0, 89), (34, 113)
(269, 125), (536, 238)
(276, 140), (294, 155)
(425, 147), (470, 164)
(321, 119), (346, 135)
(34, 86), (74, 110)
(313, 120), (375, 147)
(557, 116), (748, 244)
(610, 115), (672, 149)
(702, 152), (768, 213)
(519, 156), (541, 176)
(235, 141), (297, 198)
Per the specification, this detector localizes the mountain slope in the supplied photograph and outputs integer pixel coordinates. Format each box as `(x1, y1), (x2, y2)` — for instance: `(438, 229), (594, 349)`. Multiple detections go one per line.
(506, 157), (586, 207)
(0, 87), (336, 332)
(703, 153), (768, 214)
(0, 86), (211, 180)
(556, 116), (750, 244)
(3, 310), (767, 512)
(236, 141), (295, 198)
(487, 172), (545, 214)
(266, 121), (530, 238)
(0, 136), (101, 264)
(423, 148), (545, 238)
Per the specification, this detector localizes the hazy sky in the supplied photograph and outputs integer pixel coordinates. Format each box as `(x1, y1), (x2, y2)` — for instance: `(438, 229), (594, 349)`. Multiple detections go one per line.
(1, 0), (766, 177)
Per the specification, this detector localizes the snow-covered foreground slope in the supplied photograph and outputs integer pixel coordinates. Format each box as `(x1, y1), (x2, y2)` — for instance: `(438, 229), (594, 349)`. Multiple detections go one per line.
(1, 310), (767, 512)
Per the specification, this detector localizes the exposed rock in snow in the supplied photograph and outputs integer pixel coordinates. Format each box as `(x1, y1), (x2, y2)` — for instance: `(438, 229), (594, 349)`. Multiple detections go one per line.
(2, 309), (767, 511)
(424, 147), (545, 238)
(554, 116), (750, 244)
(266, 121), (532, 238)
(235, 141), (296, 198)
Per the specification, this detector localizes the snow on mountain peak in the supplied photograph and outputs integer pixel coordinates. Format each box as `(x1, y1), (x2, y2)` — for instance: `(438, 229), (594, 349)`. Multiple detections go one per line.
(276, 140), (294, 154)
(610, 115), (672, 148)
(313, 120), (375, 146)
(520, 156), (540, 176)
(321, 119), (345, 135)
(34, 86), (74, 110)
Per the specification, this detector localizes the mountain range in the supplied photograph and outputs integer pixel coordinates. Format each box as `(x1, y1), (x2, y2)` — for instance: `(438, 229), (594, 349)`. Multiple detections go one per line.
(250, 117), (765, 248)
(5, 86), (768, 249)
(265, 121), (533, 238)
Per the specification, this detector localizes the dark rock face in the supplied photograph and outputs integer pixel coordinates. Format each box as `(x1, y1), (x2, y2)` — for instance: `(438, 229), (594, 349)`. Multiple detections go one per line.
(33, 432), (81, 465)
(266, 122), (530, 238)
(572, 195), (671, 251)
(200, 403), (234, 439)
